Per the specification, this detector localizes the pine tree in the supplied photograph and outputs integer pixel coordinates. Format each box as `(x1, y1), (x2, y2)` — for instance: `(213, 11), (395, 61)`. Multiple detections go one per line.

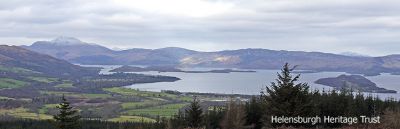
(261, 63), (313, 127)
(185, 96), (203, 128)
(54, 95), (80, 129)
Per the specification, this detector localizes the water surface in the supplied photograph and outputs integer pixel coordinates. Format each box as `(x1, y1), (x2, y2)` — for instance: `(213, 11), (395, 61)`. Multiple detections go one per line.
(81, 65), (400, 99)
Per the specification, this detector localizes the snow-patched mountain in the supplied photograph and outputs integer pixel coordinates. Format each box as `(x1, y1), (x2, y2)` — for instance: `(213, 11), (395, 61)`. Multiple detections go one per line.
(50, 36), (85, 45)
(23, 37), (114, 61)
(339, 52), (370, 57)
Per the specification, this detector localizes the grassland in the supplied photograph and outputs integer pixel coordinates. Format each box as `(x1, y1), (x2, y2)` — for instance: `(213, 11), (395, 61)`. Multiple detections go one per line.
(54, 83), (74, 88)
(32, 87), (191, 122)
(0, 108), (53, 120)
(0, 75), (192, 123)
(0, 78), (29, 89)
(103, 87), (190, 119)
(40, 91), (112, 99)
(121, 101), (159, 110)
(38, 104), (58, 114)
(27, 76), (58, 83)
(124, 103), (188, 118)
(104, 87), (191, 102)
(108, 116), (156, 123)
(0, 65), (39, 74)
(0, 62), (197, 123)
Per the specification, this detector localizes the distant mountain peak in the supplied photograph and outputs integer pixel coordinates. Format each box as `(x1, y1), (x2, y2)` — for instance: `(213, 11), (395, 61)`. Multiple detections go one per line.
(156, 47), (190, 51)
(50, 36), (85, 45)
(339, 52), (370, 57)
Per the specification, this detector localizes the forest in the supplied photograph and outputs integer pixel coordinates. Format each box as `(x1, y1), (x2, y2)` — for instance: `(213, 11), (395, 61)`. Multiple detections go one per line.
(0, 63), (400, 129)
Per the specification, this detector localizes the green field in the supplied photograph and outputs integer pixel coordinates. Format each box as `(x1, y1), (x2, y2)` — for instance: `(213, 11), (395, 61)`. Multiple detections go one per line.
(4, 85), (192, 121)
(0, 65), (39, 74)
(108, 115), (156, 123)
(124, 103), (188, 118)
(27, 76), (58, 83)
(54, 83), (74, 88)
(0, 78), (29, 89)
(39, 104), (58, 114)
(40, 91), (111, 99)
(104, 87), (190, 118)
(0, 108), (53, 120)
(80, 93), (112, 99)
(104, 87), (190, 102)
(0, 63), (200, 122)
(121, 101), (160, 110)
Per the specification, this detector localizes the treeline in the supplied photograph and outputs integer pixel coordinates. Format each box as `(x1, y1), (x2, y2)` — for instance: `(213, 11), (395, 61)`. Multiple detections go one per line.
(0, 119), (166, 129)
(167, 63), (400, 129)
(166, 92), (399, 129)
(1, 63), (400, 129)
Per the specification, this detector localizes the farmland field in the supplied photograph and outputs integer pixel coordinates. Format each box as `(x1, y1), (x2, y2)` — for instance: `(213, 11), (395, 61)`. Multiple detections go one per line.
(0, 78), (29, 89)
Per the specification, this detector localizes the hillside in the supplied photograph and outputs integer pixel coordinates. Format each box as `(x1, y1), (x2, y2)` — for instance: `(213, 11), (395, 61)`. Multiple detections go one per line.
(0, 45), (99, 77)
(23, 37), (400, 76)
(0, 45), (185, 123)
(315, 75), (397, 93)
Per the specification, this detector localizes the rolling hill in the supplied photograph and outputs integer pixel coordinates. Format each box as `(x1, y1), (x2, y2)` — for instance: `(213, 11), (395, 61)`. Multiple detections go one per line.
(315, 75), (397, 93)
(22, 37), (400, 76)
(0, 45), (99, 77)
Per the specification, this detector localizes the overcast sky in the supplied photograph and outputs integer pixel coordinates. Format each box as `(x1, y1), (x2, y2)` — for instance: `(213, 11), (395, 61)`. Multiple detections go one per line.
(1, 0), (400, 56)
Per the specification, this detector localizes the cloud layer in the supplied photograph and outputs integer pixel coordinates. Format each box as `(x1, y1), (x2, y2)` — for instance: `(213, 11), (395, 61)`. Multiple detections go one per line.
(1, 0), (400, 56)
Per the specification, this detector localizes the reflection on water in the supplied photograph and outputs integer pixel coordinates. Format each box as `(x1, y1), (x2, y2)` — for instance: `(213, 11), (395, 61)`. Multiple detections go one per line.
(81, 65), (400, 99)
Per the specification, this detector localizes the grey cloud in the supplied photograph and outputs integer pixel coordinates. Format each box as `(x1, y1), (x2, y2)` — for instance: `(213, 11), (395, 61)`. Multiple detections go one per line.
(0, 0), (400, 56)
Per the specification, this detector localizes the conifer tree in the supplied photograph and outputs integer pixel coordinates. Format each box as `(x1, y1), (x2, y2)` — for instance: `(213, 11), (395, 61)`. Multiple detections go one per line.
(261, 63), (312, 127)
(54, 95), (80, 129)
(185, 96), (203, 128)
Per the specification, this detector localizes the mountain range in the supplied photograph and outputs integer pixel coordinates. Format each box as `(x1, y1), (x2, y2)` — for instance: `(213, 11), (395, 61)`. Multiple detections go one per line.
(0, 45), (98, 77)
(22, 37), (400, 76)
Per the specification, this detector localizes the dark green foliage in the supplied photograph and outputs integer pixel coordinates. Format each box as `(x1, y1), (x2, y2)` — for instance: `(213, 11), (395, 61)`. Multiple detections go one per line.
(185, 96), (203, 128)
(308, 88), (400, 128)
(0, 119), (166, 129)
(168, 97), (207, 129)
(169, 106), (225, 129)
(168, 111), (187, 129)
(53, 95), (81, 129)
(260, 63), (400, 128)
(245, 96), (264, 129)
(261, 63), (313, 127)
(204, 106), (225, 129)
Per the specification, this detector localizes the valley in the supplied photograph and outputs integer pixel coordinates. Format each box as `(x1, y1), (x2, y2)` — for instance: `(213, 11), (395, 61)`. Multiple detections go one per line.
(0, 45), (194, 122)
(0, 66), (191, 122)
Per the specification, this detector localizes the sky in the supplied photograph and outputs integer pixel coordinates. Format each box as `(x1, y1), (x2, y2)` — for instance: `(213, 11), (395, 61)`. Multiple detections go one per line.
(1, 0), (400, 56)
